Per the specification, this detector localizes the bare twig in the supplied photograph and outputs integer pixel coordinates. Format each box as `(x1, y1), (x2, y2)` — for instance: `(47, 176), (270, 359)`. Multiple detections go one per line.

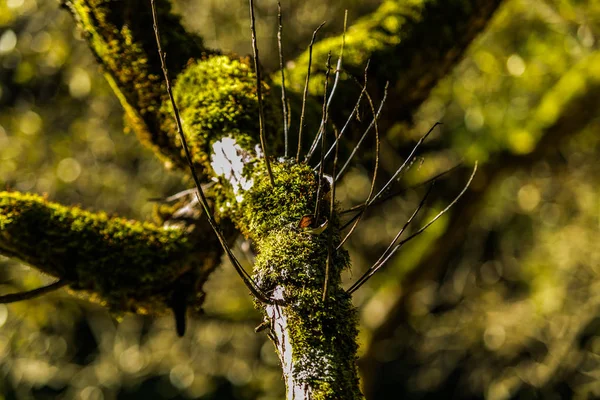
(370, 122), (442, 202)
(336, 82), (389, 182)
(322, 123), (341, 301)
(150, 0), (274, 305)
(248, 0), (275, 186)
(305, 11), (348, 163)
(336, 88), (380, 250)
(347, 163), (478, 294)
(0, 279), (67, 304)
(313, 61), (370, 171)
(347, 183), (434, 294)
(305, 10), (348, 163)
(314, 53), (332, 225)
(340, 162), (463, 217)
(277, 2), (289, 158)
(296, 22), (325, 163)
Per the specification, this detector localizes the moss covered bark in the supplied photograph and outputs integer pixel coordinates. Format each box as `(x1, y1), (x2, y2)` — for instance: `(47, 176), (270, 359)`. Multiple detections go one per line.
(0, 191), (221, 315)
(280, 0), (503, 125)
(233, 162), (362, 399)
(64, 0), (210, 170)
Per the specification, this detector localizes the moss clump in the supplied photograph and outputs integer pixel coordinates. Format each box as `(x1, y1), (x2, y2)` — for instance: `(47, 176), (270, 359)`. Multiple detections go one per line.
(237, 161), (320, 238)
(167, 56), (282, 178)
(0, 191), (201, 314)
(236, 161), (362, 399)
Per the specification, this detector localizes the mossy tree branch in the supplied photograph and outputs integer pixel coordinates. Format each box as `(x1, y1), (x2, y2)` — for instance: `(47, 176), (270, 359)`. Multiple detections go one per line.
(237, 162), (362, 399)
(282, 0), (504, 129)
(0, 191), (223, 315)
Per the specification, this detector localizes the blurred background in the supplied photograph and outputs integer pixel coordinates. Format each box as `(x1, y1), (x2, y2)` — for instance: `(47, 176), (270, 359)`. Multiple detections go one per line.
(0, 0), (599, 399)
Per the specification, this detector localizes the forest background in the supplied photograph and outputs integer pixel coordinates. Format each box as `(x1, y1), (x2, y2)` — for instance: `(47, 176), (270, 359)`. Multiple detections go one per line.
(0, 0), (599, 399)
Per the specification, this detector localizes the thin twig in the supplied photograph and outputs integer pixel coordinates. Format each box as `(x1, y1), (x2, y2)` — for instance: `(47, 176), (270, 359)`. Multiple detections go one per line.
(150, 0), (274, 305)
(336, 88), (380, 250)
(340, 162), (463, 216)
(277, 2), (289, 158)
(0, 279), (67, 304)
(369, 122), (442, 202)
(248, 0), (275, 186)
(296, 22), (325, 163)
(336, 82), (389, 182)
(322, 124), (340, 302)
(313, 61), (370, 171)
(347, 183), (434, 294)
(347, 163), (478, 294)
(314, 53), (332, 225)
(305, 11), (348, 163)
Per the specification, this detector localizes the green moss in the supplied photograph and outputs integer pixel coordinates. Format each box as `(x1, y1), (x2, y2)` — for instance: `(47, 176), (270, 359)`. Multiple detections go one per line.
(236, 161), (362, 399)
(280, 0), (419, 96)
(0, 191), (200, 314)
(68, 0), (210, 170)
(165, 56), (281, 177)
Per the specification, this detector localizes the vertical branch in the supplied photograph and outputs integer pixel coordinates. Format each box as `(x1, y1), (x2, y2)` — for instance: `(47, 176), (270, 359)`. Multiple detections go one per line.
(336, 87), (381, 250)
(277, 2), (290, 158)
(314, 53), (332, 225)
(305, 11), (348, 163)
(322, 124), (340, 301)
(248, 0), (275, 186)
(296, 22), (325, 163)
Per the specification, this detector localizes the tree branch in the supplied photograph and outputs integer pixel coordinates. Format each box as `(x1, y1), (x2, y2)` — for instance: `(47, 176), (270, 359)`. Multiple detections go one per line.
(62, 0), (209, 171)
(0, 191), (223, 315)
(283, 0), (504, 126)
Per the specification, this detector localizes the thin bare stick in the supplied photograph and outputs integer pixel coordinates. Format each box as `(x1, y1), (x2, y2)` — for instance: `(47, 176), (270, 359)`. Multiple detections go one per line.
(296, 22), (325, 163)
(322, 117), (340, 301)
(148, 182), (217, 203)
(313, 61), (370, 171)
(305, 11), (348, 163)
(336, 88), (380, 250)
(347, 183), (434, 294)
(0, 279), (67, 304)
(347, 163), (478, 294)
(370, 122), (442, 202)
(314, 53), (332, 225)
(248, 0), (275, 186)
(336, 82), (389, 182)
(340, 162), (464, 216)
(151, 0), (274, 304)
(277, 2), (289, 158)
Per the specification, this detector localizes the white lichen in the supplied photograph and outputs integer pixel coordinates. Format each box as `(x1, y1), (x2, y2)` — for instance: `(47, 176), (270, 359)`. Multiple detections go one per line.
(265, 286), (313, 399)
(210, 137), (255, 202)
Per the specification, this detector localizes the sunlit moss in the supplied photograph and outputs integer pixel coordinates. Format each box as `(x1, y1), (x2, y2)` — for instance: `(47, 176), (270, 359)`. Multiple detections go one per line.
(67, 0), (209, 171)
(234, 161), (362, 399)
(166, 56), (281, 177)
(0, 191), (201, 314)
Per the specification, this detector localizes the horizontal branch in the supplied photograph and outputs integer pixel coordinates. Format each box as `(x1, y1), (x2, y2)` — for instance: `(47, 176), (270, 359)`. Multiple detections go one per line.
(0, 191), (223, 314)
